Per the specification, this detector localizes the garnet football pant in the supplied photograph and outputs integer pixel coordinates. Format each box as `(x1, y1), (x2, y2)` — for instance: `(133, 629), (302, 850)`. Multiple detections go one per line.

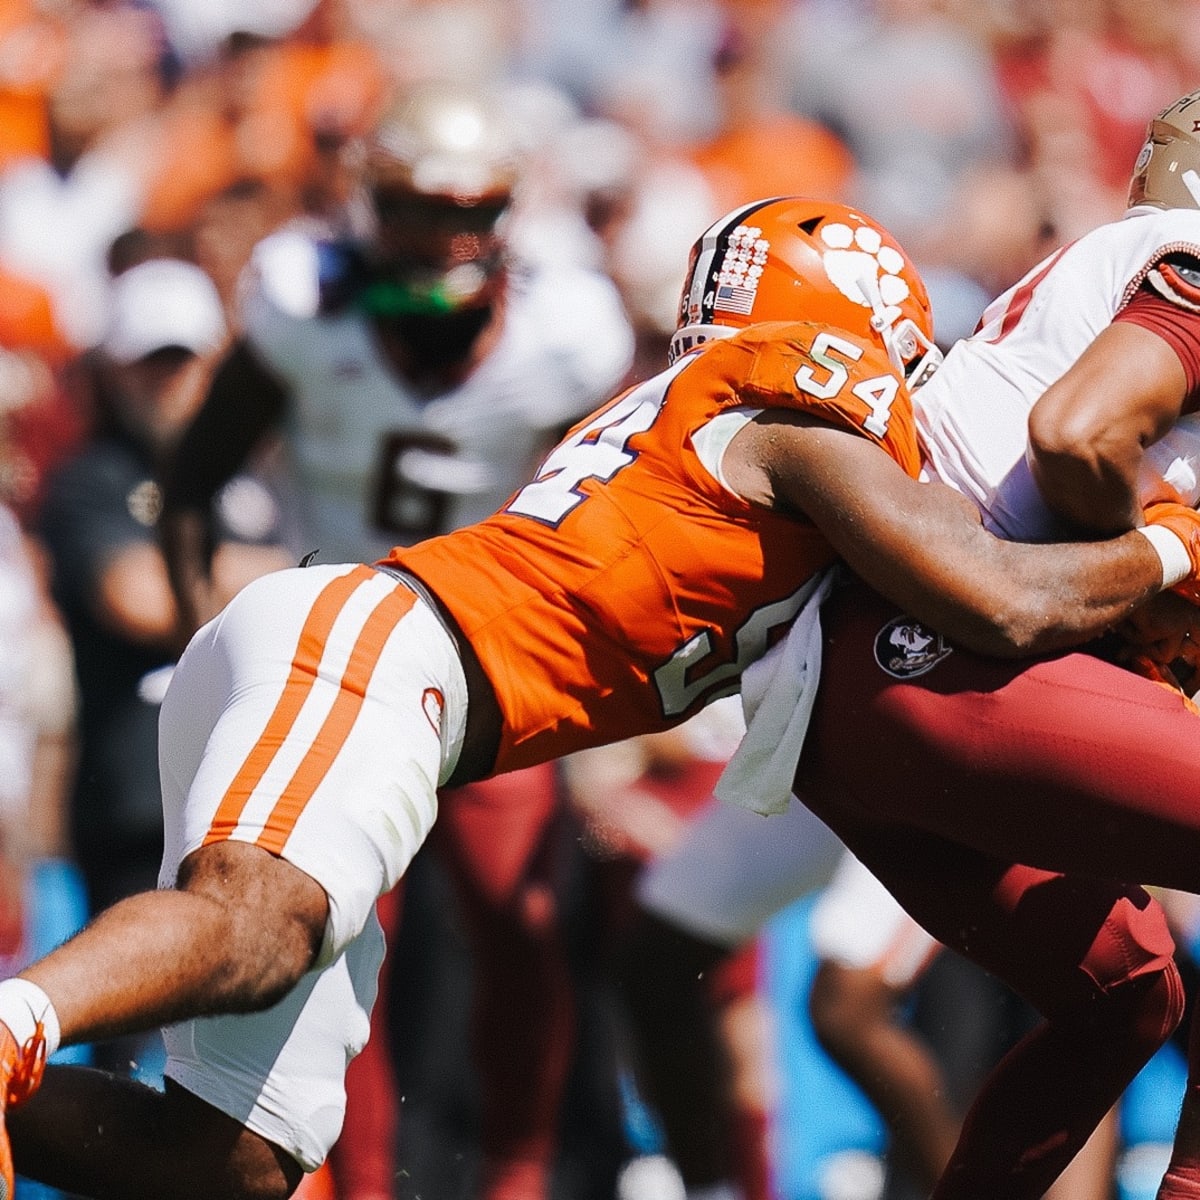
(798, 578), (1197, 1200)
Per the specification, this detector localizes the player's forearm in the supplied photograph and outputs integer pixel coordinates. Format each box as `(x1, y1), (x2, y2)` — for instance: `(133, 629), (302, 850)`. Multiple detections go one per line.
(946, 533), (1166, 657)
(832, 484), (1167, 659)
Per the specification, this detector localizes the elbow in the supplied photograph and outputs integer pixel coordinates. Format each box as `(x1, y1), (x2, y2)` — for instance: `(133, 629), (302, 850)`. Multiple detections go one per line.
(1026, 416), (1095, 486)
(1027, 387), (1106, 468)
(1027, 411), (1133, 531)
(952, 596), (1050, 659)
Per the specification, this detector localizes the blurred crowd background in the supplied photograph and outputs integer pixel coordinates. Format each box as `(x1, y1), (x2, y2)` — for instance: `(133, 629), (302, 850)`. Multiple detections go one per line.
(1, 1), (1199, 1199)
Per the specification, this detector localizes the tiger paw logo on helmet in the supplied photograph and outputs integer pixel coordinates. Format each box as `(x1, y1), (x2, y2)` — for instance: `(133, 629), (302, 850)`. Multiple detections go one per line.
(818, 221), (914, 328)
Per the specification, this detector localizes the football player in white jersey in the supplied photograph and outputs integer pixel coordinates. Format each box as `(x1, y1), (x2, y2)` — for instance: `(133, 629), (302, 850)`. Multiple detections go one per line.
(628, 87), (1200, 1200)
(160, 81), (635, 1200)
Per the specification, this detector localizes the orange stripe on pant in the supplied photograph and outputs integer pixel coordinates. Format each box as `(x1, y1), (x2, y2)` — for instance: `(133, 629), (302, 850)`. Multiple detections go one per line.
(203, 566), (417, 853)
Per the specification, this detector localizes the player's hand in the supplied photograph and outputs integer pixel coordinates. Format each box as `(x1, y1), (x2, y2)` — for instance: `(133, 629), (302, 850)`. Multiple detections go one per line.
(1144, 501), (1200, 603)
(1116, 589), (1200, 694)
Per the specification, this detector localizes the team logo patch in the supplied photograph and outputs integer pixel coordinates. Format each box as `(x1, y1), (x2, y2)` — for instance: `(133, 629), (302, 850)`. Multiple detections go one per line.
(873, 615), (952, 678)
(422, 687), (444, 735)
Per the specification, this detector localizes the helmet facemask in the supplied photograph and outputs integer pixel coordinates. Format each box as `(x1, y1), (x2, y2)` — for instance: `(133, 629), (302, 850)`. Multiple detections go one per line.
(856, 265), (943, 390)
(360, 190), (510, 318)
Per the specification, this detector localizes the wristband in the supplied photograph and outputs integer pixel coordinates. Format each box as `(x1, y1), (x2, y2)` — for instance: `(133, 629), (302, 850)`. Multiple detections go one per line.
(1136, 523), (1193, 588)
(0, 977), (61, 1057)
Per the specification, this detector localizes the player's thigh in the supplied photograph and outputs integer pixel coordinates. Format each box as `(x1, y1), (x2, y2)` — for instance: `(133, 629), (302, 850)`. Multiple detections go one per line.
(161, 562), (467, 960)
(814, 807), (1175, 1017)
(806, 577), (1200, 891)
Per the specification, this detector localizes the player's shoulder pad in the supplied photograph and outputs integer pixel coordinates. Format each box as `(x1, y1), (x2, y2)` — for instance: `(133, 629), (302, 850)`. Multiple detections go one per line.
(732, 319), (891, 371)
(702, 320), (895, 407)
(245, 229), (370, 321)
(1146, 250), (1200, 313)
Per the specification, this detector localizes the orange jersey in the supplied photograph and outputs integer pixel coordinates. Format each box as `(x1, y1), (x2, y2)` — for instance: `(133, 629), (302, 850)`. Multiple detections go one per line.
(387, 322), (921, 774)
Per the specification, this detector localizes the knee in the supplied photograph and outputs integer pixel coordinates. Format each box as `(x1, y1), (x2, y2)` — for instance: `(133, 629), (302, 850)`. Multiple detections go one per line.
(178, 842), (329, 1012)
(1075, 892), (1185, 1052)
(1104, 959), (1186, 1054)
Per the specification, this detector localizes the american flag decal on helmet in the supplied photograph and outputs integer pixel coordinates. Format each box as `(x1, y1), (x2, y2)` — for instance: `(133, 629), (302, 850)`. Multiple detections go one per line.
(714, 284), (756, 315)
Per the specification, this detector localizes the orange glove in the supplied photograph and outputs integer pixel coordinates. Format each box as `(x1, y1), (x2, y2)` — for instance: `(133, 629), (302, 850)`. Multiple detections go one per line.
(1143, 501), (1200, 604)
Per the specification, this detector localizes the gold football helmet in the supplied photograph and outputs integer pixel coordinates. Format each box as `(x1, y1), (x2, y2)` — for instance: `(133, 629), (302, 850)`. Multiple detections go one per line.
(1128, 89), (1200, 211)
(360, 81), (521, 317)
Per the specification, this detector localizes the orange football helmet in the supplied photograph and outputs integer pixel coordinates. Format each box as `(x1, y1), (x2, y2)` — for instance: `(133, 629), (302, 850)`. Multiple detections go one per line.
(670, 196), (941, 386)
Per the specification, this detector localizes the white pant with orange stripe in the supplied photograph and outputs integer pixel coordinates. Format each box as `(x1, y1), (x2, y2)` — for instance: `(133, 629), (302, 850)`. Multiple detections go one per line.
(155, 562), (469, 1170)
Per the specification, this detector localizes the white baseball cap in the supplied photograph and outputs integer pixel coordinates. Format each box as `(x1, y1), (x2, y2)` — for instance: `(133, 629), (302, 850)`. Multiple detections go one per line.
(103, 259), (227, 364)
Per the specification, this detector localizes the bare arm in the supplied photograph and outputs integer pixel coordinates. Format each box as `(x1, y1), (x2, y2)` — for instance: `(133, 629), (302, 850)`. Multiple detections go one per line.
(726, 412), (1166, 658)
(159, 339), (288, 634)
(1026, 321), (1188, 533)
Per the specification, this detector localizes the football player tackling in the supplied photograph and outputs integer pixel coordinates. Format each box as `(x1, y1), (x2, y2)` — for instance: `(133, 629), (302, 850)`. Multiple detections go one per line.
(0, 198), (1195, 1200)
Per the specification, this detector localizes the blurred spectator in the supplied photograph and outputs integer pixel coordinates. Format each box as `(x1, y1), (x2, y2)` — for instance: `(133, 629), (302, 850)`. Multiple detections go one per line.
(0, 501), (69, 977)
(569, 0), (728, 146)
(686, 11), (854, 215)
(984, 0), (1200, 240)
(779, 0), (1019, 259)
(0, 3), (168, 348)
(582, 120), (718, 373)
(37, 257), (291, 1073)
(343, 0), (519, 92)
(146, 0), (389, 233)
(153, 0), (320, 68)
(0, 0), (63, 170)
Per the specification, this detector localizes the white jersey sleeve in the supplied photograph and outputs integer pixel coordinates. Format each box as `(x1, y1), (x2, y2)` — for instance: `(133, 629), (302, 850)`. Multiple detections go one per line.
(915, 206), (1200, 539)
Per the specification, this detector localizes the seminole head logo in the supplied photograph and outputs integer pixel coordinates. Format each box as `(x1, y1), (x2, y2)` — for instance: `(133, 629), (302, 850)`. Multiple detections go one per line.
(873, 615), (953, 679)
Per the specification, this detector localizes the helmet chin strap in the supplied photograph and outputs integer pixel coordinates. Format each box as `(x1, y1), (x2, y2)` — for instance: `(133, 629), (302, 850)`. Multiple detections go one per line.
(856, 267), (907, 371)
